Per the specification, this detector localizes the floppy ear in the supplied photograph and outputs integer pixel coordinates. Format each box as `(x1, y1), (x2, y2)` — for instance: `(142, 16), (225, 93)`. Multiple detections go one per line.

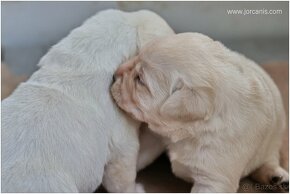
(160, 80), (214, 122)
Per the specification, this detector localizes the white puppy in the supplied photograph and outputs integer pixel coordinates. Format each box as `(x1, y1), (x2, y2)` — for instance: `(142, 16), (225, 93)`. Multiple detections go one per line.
(111, 33), (289, 192)
(2, 10), (173, 192)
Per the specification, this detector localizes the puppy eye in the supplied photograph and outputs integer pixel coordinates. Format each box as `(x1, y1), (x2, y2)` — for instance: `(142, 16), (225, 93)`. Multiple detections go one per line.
(135, 74), (145, 85)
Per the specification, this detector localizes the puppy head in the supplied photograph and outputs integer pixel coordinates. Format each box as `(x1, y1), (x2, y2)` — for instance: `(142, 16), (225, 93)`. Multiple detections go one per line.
(111, 33), (217, 135)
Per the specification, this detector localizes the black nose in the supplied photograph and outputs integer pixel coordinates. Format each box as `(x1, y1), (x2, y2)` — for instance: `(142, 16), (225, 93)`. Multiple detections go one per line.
(112, 74), (116, 82)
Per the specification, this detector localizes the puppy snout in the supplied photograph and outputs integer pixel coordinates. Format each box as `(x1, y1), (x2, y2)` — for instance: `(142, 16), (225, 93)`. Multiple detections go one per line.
(115, 66), (128, 77)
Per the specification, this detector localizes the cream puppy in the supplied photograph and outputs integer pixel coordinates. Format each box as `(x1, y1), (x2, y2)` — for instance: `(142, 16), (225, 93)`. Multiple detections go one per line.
(111, 33), (288, 192)
(2, 10), (173, 192)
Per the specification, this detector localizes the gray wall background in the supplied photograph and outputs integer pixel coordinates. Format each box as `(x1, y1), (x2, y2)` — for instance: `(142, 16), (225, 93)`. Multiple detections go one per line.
(1, 1), (289, 76)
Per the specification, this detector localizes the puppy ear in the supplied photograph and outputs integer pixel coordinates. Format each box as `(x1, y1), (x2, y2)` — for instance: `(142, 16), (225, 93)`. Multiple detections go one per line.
(160, 80), (214, 122)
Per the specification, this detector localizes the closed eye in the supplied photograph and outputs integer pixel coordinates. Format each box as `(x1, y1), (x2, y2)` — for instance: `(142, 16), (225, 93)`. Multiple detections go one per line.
(135, 74), (145, 86)
(134, 66), (152, 96)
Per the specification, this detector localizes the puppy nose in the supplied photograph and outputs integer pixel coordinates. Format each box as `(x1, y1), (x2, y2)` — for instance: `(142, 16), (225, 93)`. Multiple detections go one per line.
(112, 74), (116, 82)
(115, 67), (125, 77)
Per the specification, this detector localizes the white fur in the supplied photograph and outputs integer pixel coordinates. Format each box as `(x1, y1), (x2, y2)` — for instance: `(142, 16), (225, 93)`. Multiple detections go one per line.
(2, 9), (173, 192)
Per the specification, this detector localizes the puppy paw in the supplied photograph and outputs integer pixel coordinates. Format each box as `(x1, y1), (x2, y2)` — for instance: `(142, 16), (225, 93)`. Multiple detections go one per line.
(270, 175), (282, 184)
(269, 167), (289, 192)
(135, 183), (145, 193)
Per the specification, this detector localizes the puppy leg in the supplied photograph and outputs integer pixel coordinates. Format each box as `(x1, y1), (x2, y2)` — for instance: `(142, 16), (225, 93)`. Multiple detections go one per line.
(137, 124), (166, 171)
(102, 129), (144, 194)
(251, 162), (289, 191)
(102, 154), (144, 193)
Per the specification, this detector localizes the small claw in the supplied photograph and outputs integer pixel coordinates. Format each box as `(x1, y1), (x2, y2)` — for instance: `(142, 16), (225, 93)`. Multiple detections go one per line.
(270, 176), (282, 184)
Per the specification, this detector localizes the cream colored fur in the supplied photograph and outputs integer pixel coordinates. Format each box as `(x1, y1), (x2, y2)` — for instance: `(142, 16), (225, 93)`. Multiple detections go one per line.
(111, 33), (288, 192)
(2, 10), (173, 192)
(1, 63), (27, 100)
